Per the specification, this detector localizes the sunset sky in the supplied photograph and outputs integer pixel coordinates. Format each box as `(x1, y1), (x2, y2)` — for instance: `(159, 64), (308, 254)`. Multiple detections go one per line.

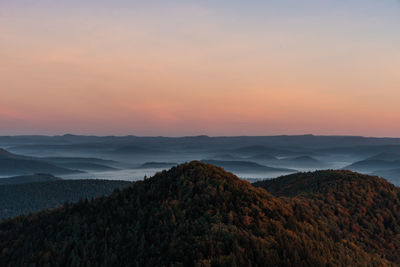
(1, 0), (399, 136)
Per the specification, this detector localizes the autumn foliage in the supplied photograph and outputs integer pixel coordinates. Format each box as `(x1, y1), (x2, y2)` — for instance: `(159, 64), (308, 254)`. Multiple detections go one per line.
(0, 162), (399, 266)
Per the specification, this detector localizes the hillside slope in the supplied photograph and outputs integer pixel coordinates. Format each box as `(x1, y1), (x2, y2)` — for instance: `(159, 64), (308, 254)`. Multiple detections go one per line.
(253, 170), (400, 263)
(0, 148), (81, 176)
(201, 159), (296, 173)
(0, 174), (61, 185)
(344, 159), (400, 172)
(0, 163), (398, 266)
(0, 179), (132, 219)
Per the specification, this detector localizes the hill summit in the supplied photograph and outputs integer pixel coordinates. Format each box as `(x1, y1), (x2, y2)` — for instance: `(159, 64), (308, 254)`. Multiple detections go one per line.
(0, 148), (24, 159)
(0, 162), (399, 266)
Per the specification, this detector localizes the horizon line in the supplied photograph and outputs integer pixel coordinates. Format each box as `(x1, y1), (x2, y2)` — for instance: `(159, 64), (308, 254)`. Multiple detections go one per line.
(1, 133), (400, 139)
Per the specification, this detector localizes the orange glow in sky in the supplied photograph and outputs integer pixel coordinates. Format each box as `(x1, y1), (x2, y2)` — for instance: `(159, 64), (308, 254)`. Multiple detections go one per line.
(1, 1), (400, 136)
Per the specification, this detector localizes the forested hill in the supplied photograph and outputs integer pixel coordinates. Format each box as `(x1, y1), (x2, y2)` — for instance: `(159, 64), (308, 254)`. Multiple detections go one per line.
(0, 179), (132, 219)
(0, 174), (61, 185)
(253, 170), (400, 264)
(252, 170), (395, 197)
(0, 162), (399, 266)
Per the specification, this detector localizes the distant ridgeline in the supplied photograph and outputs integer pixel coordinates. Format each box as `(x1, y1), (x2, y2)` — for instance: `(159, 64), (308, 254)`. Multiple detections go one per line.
(0, 173), (61, 185)
(0, 148), (82, 176)
(0, 147), (119, 175)
(0, 174), (132, 219)
(0, 162), (399, 266)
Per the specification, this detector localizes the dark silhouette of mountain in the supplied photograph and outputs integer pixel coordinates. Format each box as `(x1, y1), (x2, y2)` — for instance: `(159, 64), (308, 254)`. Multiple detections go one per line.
(40, 156), (119, 171)
(9, 143), (113, 154)
(42, 156), (117, 165)
(0, 148), (31, 160)
(366, 152), (400, 161)
(343, 153), (400, 181)
(0, 173), (61, 185)
(3, 135), (400, 171)
(285, 155), (320, 163)
(136, 162), (178, 169)
(0, 158), (81, 176)
(229, 145), (296, 156)
(54, 162), (117, 171)
(277, 155), (326, 168)
(0, 179), (132, 219)
(319, 145), (400, 156)
(111, 146), (166, 155)
(246, 154), (326, 169)
(2, 134), (400, 151)
(344, 160), (400, 172)
(247, 153), (277, 161)
(211, 154), (244, 160)
(0, 149), (16, 158)
(0, 148), (82, 176)
(201, 159), (297, 173)
(372, 169), (400, 185)
(0, 162), (398, 266)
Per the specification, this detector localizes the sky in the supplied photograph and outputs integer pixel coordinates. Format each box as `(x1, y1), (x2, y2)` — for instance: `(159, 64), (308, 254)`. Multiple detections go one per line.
(0, 0), (399, 136)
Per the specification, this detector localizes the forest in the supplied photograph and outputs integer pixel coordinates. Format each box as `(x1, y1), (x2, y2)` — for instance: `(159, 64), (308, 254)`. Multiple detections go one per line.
(0, 179), (131, 219)
(0, 161), (399, 266)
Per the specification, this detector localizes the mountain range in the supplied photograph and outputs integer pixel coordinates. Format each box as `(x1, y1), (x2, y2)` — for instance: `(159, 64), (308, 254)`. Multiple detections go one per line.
(0, 148), (123, 176)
